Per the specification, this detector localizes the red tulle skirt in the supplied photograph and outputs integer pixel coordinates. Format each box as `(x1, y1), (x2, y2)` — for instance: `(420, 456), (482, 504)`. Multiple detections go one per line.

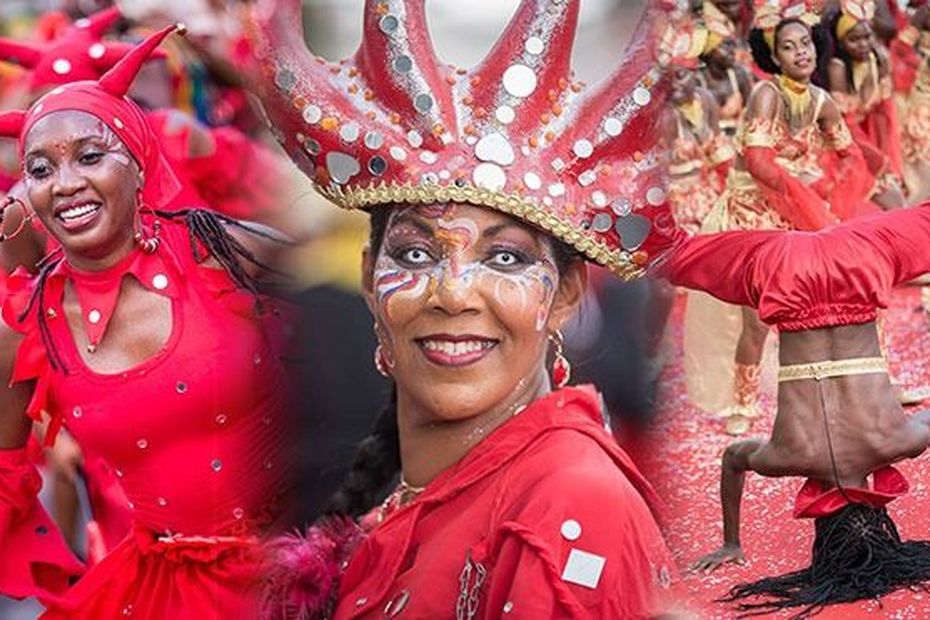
(40, 525), (265, 620)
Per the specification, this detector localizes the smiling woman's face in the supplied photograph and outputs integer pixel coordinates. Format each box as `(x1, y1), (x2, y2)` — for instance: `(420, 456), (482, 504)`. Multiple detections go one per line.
(364, 203), (584, 422)
(774, 22), (817, 82)
(23, 110), (139, 266)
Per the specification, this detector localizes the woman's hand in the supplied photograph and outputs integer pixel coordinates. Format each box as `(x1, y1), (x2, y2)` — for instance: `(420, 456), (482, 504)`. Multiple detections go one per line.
(690, 544), (746, 574)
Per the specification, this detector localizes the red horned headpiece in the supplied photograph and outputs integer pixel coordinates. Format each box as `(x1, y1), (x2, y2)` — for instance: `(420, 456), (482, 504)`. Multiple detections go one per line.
(0, 25), (184, 211)
(248, 0), (681, 279)
(0, 6), (163, 94)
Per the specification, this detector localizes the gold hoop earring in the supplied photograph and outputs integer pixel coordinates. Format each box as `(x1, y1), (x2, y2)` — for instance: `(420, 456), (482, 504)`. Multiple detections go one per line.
(0, 195), (34, 242)
(133, 188), (160, 254)
(549, 330), (571, 389)
(374, 343), (394, 377)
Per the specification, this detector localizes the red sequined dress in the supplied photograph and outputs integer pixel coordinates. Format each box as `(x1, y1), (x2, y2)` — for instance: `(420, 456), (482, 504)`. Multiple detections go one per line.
(0, 215), (291, 619)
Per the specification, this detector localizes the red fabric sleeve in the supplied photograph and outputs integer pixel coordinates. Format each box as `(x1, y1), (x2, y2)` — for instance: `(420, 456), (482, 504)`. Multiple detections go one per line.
(481, 456), (674, 618)
(742, 146), (839, 230)
(0, 445), (83, 599)
(658, 203), (930, 329)
(890, 37), (920, 94)
(862, 97), (904, 178)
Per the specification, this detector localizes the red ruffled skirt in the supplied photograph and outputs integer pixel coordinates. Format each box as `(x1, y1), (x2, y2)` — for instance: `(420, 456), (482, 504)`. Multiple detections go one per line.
(40, 525), (265, 620)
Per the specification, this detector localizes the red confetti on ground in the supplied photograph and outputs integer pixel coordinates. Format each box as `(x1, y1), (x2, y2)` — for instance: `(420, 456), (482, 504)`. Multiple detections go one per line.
(637, 288), (930, 619)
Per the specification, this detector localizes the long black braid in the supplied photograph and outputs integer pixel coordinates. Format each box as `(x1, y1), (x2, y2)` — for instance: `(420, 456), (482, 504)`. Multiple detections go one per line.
(721, 504), (930, 619)
(18, 207), (288, 375)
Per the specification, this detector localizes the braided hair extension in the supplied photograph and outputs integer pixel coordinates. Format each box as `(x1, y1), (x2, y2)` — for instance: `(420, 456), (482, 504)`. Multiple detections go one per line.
(153, 208), (289, 297)
(323, 385), (401, 518)
(721, 504), (930, 619)
(19, 208), (287, 374)
(18, 249), (66, 372)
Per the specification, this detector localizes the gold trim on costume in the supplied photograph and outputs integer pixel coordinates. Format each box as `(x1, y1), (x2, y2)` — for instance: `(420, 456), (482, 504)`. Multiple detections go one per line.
(669, 159), (703, 176)
(709, 145), (736, 165)
(742, 117), (778, 148)
(777, 356), (887, 382)
(778, 74), (813, 119)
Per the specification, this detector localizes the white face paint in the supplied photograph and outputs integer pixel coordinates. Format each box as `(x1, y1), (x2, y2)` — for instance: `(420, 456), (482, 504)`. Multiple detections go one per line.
(372, 204), (558, 331)
(367, 203), (578, 429)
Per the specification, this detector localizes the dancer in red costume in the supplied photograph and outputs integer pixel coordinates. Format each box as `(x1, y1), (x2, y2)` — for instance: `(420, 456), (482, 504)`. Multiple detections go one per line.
(0, 25), (292, 619)
(249, 0), (684, 616)
(661, 205), (930, 617)
(822, 0), (906, 209)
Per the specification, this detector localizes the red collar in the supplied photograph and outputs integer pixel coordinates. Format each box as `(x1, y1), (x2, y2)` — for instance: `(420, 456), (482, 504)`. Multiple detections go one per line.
(48, 228), (182, 351)
(380, 386), (661, 522)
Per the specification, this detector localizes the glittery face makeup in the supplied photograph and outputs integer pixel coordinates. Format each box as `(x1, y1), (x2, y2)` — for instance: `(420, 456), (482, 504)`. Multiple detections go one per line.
(373, 204), (557, 328)
(23, 110), (141, 266)
(368, 203), (564, 423)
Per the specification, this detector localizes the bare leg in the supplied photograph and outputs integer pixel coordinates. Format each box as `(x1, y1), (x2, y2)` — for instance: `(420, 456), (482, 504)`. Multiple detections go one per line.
(872, 183), (906, 211)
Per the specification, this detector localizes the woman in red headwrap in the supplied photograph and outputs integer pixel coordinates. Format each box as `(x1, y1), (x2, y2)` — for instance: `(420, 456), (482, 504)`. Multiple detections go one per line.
(0, 25), (293, 619)
(664, 204), (930, 617)
(0, 5), (294, 228)
(821, 0), (906, 209)
(250, 0), (680, 616)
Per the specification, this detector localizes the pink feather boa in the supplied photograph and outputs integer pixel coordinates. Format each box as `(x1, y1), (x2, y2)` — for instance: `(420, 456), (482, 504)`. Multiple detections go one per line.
(260, 517), (366, 620)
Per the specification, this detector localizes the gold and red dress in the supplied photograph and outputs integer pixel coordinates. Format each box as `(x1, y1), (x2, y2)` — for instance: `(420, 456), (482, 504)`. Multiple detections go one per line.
(664, 94), (734, 234)
(831, 51), (904, 192)
(901, 30), (930, 199)
(717, 79), (873, 232)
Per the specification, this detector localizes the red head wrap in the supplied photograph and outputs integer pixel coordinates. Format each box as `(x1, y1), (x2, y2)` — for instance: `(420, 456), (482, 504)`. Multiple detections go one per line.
(793, 466), (909, 519)
(0, 25), (182, 211)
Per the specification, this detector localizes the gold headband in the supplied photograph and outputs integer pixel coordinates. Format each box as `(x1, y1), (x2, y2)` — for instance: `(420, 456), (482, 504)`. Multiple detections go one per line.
(704, 31), (725, 54)
(764, 29), (776, 49)
(836, 12), (862, 39)
(777, 357), (887, 383)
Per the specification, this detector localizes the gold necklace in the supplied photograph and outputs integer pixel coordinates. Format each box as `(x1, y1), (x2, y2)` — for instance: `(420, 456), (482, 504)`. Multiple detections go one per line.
(777, 74), (813, 126)
(377, 477), (426, 523)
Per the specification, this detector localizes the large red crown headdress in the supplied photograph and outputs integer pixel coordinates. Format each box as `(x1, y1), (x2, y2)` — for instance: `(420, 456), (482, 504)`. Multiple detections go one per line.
(0, 6), (163, 93)
(248, 0), (681, 279)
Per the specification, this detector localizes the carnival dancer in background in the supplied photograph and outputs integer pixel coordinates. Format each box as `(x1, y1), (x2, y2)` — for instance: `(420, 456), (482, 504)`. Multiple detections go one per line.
(661, 21), (734, 233)
(0, 26), (294, 618)
(682, 0), (874, 436)
(700, 0), (755, 137)
(821, 0), (906, 209)
(250, 0), (683, 616)
(899, 4), (930, 201)
(0, 4), (304, 566)
(670, 204), (930, 619)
